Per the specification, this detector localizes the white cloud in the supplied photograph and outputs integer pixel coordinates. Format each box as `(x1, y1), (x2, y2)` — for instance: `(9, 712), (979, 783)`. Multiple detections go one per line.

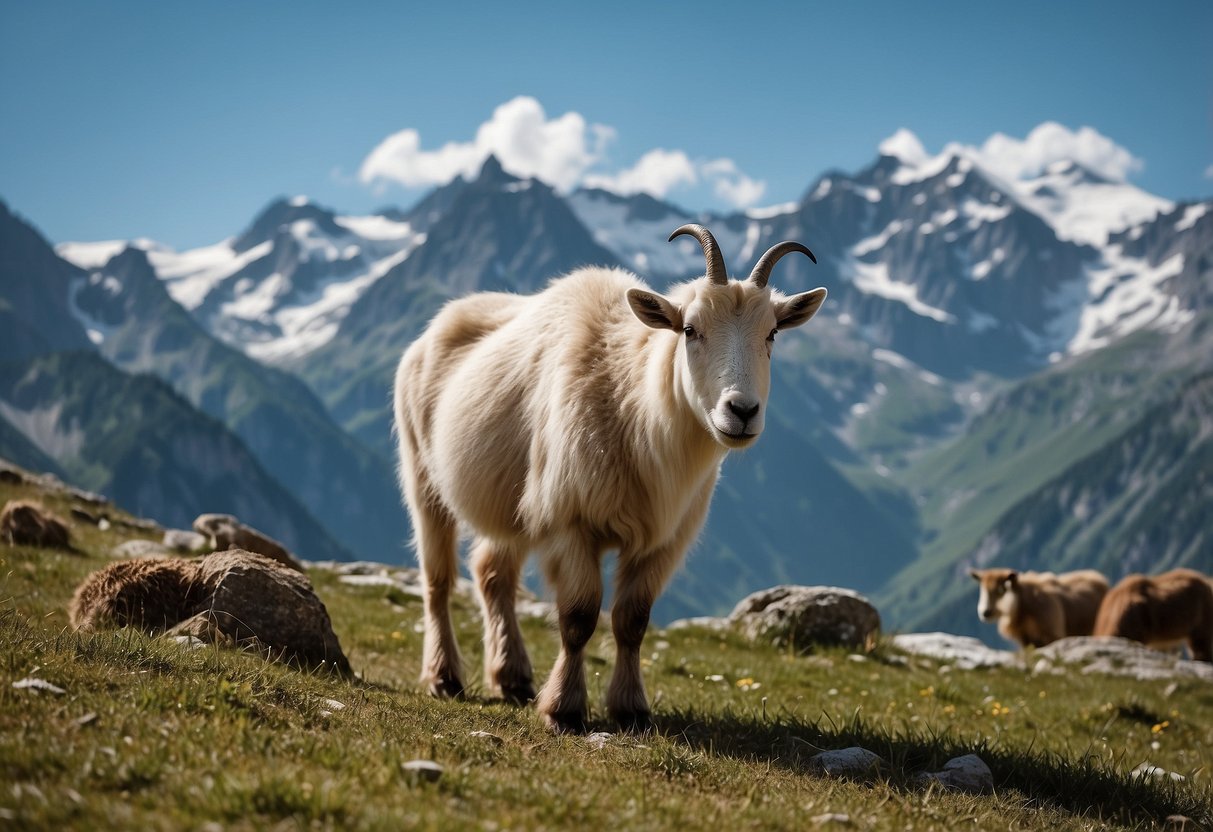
(583, 148), (697, 198)
(359, 96), (610, 192)
(975, 122), (1142, 183)
(358, 97), (766, 209)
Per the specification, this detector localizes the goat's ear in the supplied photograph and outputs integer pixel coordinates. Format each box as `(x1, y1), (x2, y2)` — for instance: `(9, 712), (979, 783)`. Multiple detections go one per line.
(1006, 571), (1019, 587)
(775, 287), (827, 330)
(968, 569), (981, 581)
(626, 288), (682, 331)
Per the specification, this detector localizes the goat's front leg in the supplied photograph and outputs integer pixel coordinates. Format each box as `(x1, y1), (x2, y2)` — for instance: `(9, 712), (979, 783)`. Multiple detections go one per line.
(536, 536), (602, 733)
(607, 548), (681, 732)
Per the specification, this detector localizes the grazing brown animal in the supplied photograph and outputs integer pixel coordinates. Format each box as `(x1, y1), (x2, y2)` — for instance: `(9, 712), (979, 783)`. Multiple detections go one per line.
(1, 499), (71, 550)
(70, 556), (200, 632)
(1094, 569), (1213, 662)
(968, 568), (1109, 648)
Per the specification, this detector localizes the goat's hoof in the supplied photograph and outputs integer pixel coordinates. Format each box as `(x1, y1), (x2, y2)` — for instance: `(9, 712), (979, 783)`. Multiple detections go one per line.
(541, 709), (588, 734)
(612, 709), (653, 734)
(500, 682), (536, 705)
(428, 677), (465, 699)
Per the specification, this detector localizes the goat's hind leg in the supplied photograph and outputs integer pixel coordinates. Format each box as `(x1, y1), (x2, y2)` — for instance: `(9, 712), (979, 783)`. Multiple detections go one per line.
(472, 537), (534, 703)
(411, 496), (464, 698)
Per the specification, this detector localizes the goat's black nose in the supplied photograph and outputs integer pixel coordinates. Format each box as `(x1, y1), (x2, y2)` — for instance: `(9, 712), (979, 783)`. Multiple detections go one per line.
(727, 400), (760, 422)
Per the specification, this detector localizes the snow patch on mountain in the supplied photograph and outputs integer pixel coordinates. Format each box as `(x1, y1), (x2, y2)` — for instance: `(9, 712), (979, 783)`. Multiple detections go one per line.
(878, 127), (1172, 246)
(838, 256), (955, 323)
(1068, 249), (1189, 354)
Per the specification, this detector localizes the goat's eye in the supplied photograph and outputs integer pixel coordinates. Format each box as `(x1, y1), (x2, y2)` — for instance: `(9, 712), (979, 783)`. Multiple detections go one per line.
(767, 328), (778, 342)
(683, 325), (698, 340)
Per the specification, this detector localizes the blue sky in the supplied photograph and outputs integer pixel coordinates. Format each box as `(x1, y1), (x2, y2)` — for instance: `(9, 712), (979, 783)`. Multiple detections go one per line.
(2, 0), (1210, 249)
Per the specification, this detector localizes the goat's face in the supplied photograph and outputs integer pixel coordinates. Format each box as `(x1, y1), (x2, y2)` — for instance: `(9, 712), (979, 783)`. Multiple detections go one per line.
(970, 568), (1019, 622)
(627, 227), (827, 449)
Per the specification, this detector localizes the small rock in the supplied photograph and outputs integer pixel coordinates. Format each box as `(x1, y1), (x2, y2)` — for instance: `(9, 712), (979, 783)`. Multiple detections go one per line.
(111, 539), (171, 559)
(193, 513), (304, 572)
(892, 633), (1018, 670)
(338, 573), (401, 588)
(401, 760), (444, 782)
(808, 747), (885, 778)
(1131, 763), (1186, 782)
(163, 529), (208, 553)
(666, 615), (731, 631)
(171, 635), (207, 650)
(73, 712), (98, 727)
(1, 500), (71, 550)
(13, 677), (66, 695)
(916, 754), (993, 793)
(321, 698), (346, 711)
(586, 732), (613, 751)
(1037, 637), (1213, 682)
(469, 730), (504, 745)
(809, 814), (852, 826)
(730, 586), (881, 652)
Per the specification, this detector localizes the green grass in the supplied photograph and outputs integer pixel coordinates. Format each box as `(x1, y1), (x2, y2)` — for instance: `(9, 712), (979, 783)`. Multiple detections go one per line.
(2, 477), (1212, 830)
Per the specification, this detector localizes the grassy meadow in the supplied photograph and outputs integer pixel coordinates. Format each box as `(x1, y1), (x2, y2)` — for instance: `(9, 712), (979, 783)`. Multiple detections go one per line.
(2, 476), (1211, 830)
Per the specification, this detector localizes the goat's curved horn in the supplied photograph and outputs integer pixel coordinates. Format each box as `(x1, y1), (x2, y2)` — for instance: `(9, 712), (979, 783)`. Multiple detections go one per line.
(748, 241), (817, 288)
(668, 224), (728, 286)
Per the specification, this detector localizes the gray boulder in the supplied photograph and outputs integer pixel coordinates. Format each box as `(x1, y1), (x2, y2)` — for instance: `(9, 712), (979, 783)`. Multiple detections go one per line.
(729, 586), (880, 652)
(1034, 636), (1213, 681)
(70, 549), (350, 675)
(168, 550), (350, 674)
(193, 513), (303, 572)
(892, 633), (1018, 669)
(110, 539), (172, 559)
(163, 528), (208, 553)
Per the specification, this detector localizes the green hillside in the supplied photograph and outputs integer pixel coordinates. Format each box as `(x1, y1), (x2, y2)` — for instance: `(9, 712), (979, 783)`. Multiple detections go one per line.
(2, 470), (1211, 830)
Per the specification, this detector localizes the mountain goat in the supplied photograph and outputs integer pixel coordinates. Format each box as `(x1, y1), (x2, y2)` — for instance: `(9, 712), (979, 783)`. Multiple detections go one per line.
(1094, 569), (1213, 661)
(969, 568), (1108, 648)
(394, 224), (827, 732)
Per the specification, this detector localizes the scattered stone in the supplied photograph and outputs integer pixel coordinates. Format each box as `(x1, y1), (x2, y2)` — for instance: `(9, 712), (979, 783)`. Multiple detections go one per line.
(338, 573), (403, 589)
(807, 747), (885, 779)
(163, 528), (208, 553)
(730, 586), (881, 652)
(586, 732), (613, 751)
(1, 500), (71, 550)
(1035, 637), (1213, 682)
(171, 635), (207, 650)
(666, 615), (731, 631)
(193, 513), (304, 572)
(809, 814), (852, 826)
(892, 633), (1018, 670)
(110, 539), (172, 559)
(13, 677), (66, 695)
(168, 550), (351, 674)
(70, 550), (351, 675)
(916, 754), (993, 793)
(1131, 763), (1186, 782)
(401, 760), (444, 783)
(321, 698), (346, 712)
(73, 712), (98, 728)
(469, 730), (504, 745)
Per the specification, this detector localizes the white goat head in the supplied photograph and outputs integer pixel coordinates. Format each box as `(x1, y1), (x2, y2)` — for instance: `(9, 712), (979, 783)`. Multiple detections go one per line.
(626, 224), (827, 448)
